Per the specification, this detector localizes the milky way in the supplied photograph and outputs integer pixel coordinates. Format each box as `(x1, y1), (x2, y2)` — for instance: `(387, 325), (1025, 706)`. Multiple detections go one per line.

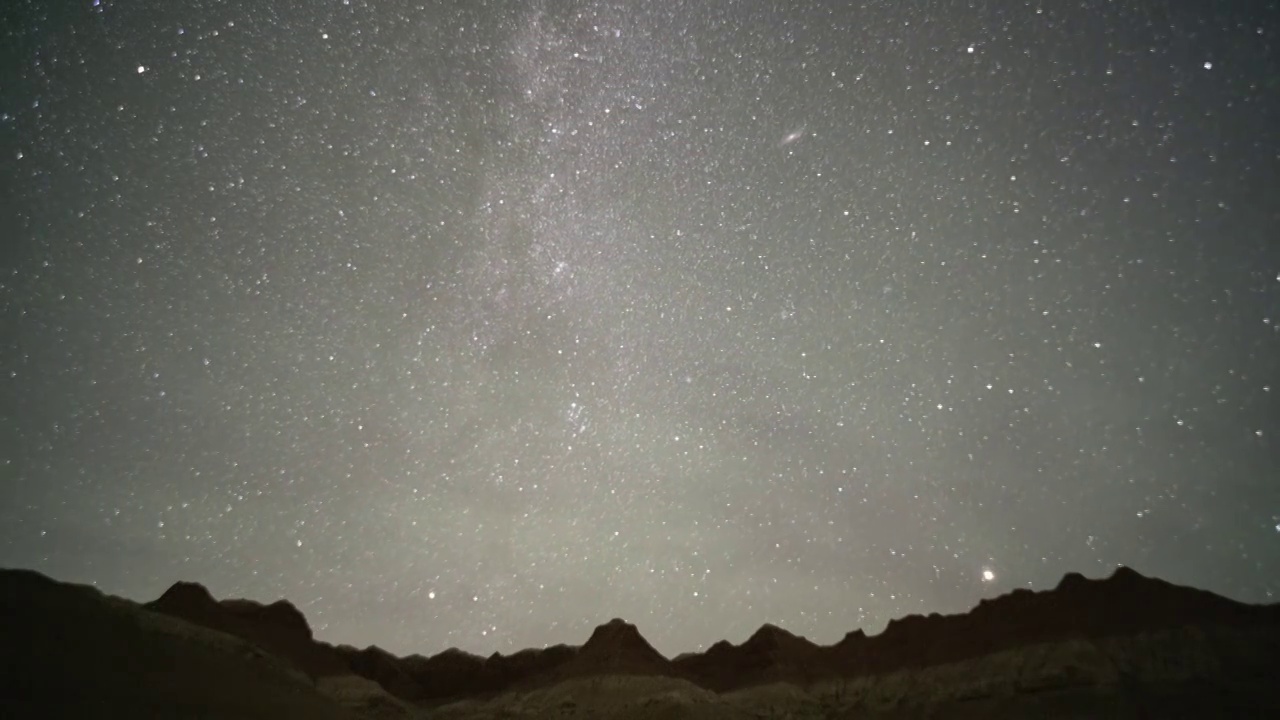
(3, 1), (1279, 657)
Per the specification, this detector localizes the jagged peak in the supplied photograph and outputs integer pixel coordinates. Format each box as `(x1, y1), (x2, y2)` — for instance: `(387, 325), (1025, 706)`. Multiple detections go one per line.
(752, 622), (792, 637)
(1057, 571), (1092, 591)
(577, 617), (667, 663)
(220, 597), (313, 639)
(1054, 566), (1149, 592)
(155, 580), (217, 607)
(706, 639), (735, 654)
(1109, 565), (1145, 582)
(886, 611), (930, 628)
(435, 646), (485, 661)
(583, 617), (645, 644)
(838, 628), (868, 646)
(361, 644), (398, 660)
(744, 622), (809, 648)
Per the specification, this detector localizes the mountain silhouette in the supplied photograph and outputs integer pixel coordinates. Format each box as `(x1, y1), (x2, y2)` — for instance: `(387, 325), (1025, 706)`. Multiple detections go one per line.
(4, 564), (1279, 718)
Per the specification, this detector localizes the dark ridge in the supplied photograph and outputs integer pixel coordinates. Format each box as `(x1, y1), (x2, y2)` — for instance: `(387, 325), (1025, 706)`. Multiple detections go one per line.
(222, 598), (314, 641)
(334, 644), (425, 702)
(0, 569), (353, 719)
(146, 582), (350, 679)
(132, 566), (1280, 702)
(674, 621), (823, 691)
(819, 565), (1280, 683)
(397, 646), (490, 701)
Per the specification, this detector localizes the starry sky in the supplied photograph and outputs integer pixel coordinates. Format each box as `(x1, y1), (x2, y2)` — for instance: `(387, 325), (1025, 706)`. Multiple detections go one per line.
(3, 0), (1279, 659)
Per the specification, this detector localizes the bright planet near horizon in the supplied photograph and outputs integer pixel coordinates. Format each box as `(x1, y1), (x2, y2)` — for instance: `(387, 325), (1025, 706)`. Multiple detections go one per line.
(3, 1), (1278, 659)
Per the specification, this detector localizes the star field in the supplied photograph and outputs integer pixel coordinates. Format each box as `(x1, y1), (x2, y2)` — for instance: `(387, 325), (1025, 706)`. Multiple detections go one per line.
(3, 0), (1279, 658)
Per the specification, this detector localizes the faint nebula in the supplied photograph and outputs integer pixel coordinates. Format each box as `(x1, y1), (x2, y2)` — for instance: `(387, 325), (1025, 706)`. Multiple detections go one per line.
(779, 127), (806, 146)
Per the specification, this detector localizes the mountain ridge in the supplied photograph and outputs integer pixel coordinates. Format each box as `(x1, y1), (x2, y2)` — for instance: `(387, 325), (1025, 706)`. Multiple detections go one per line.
(135, 563), (1280, 702)
(6, 564), (1280, 717)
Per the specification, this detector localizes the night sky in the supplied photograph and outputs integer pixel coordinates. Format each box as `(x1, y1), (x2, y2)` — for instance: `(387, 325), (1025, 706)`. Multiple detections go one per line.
(3, 0), (1279, 659)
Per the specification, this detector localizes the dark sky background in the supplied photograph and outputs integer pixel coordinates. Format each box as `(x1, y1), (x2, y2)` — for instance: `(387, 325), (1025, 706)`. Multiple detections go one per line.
(3, 0), (1278, 658)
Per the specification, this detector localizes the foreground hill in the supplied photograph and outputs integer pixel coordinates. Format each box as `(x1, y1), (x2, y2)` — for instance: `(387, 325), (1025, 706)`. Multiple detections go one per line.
(0, 568), (369, 719)
(2, 565), (1278, 718)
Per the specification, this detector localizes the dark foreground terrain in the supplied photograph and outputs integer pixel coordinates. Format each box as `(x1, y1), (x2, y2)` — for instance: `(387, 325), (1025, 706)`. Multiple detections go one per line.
(3, 565), (1278, 719)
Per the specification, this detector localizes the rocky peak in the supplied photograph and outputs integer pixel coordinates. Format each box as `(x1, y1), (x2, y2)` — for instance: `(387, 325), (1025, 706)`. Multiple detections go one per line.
(145, 584), (345, 678)
(586, 618), (659, 656)
(220, 598), (313, 641)
(543, 618), (670, 678)
(151, 581), (218, 612)
(743, 623), (812, 650)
